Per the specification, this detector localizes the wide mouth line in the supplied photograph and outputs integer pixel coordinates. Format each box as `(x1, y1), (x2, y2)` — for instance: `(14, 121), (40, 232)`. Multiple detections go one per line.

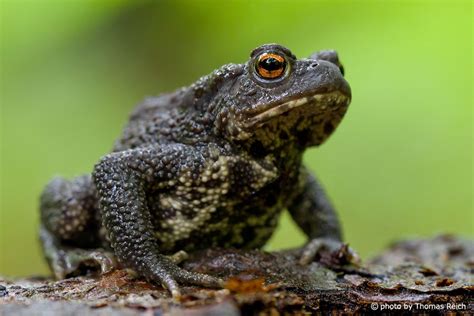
(242, 91), (350, 128)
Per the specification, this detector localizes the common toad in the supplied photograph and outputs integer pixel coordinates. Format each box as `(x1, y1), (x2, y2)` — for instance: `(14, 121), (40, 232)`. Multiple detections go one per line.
(40, 44), (352, 297)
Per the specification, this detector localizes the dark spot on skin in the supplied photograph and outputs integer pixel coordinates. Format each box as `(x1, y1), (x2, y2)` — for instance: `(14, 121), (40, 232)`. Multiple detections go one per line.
(181, 208), (198, 219)
(324, 121), (334, 135)
(241, 206), (267, 217)
(265, 194), (277, 207)
(297, 130), (311, 147)
(279, 130), (289, 141)
(208, 208), (229, 224)
(147, 194), (178, 221)
(241, 226), (257, 245)
(249, 140), (267, 158)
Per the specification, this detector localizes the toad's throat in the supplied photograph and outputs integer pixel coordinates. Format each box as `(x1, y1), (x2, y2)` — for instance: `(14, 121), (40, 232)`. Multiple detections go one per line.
(242, 91), (350, 129)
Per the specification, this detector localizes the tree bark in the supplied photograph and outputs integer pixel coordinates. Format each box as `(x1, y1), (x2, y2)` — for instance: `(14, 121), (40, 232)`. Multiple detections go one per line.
(1, 235), (472, 315)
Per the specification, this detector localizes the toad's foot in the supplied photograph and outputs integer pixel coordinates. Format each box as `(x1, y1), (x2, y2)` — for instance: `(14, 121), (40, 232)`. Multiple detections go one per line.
(161, 250), (224, 299)
(299, 237), (360, 266)
(48, 247), (117, 279)
(143, 255), (224, 299)
(40, 227), (117, 278)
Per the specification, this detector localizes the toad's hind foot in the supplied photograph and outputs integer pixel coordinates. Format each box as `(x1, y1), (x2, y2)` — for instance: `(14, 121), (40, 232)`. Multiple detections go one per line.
(40, 227), (118, 279)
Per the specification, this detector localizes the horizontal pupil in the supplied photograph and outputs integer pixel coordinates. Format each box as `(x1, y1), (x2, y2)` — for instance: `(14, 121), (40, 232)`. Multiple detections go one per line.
(261, 58), (283, 71)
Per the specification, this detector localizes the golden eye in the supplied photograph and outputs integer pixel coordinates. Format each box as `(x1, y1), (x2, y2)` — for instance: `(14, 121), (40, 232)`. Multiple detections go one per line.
(255, 53), (286, 79)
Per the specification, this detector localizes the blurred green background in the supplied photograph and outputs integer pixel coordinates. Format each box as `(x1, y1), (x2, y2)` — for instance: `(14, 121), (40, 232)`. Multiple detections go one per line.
(1, 0), (472, 276)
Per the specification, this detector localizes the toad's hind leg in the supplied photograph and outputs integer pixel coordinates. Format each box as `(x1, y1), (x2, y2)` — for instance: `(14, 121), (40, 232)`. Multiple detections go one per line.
(40, 175), (117, 278)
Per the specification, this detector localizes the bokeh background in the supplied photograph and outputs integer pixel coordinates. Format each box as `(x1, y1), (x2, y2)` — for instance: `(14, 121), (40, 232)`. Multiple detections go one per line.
(1, 0), (472, 276)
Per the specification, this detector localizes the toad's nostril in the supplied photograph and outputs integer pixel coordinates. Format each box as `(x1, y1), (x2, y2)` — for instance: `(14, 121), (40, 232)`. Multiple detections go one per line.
(310, 63), (318, 68)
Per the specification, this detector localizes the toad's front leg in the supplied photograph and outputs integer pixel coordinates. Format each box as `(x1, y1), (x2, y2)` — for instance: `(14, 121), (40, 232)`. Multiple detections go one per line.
(93, 145), (223, 298)
(288, 167), (359, 265)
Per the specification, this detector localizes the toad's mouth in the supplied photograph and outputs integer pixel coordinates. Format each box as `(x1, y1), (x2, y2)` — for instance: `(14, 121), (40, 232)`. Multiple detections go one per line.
(241, 90), (350, 130)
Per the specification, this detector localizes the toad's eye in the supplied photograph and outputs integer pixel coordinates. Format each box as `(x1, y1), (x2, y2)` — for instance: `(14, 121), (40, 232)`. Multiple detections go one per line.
(255, 53), (287, 79)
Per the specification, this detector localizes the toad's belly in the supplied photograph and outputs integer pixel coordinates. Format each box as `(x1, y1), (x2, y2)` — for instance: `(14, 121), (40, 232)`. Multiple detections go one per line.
(144, 153), (298, 253)
(147, 190), (285, 253)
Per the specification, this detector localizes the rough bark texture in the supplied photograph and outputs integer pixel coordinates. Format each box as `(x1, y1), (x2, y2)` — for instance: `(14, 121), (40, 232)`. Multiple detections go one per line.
(1, 235), (473, 315)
